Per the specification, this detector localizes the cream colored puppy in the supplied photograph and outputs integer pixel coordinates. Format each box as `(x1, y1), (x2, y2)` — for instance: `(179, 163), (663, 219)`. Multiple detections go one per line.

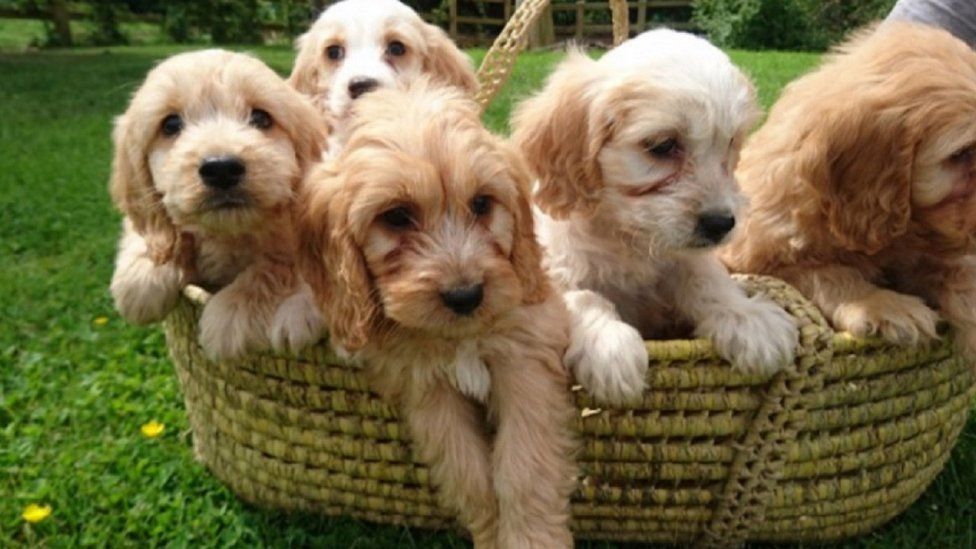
(289, 0), (477, 140)
(512, 30), (798, 405)
(109, 49), (327, 359)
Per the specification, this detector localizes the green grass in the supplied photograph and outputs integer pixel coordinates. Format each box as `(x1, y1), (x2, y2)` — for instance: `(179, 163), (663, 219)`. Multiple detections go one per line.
(0, 18), (167, 52)
(0, 44), (974, 548)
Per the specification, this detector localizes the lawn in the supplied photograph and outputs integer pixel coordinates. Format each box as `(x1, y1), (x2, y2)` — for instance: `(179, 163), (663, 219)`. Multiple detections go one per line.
(1, 43), (974, 548)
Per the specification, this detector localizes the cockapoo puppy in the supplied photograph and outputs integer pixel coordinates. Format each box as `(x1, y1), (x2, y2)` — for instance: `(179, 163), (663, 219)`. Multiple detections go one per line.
(288, 0), (477, 140)
(300, 80), (576, 548)
(110, 49), (327, 359)
(722, 23), (976, 361)
(512, 29), (798, 405)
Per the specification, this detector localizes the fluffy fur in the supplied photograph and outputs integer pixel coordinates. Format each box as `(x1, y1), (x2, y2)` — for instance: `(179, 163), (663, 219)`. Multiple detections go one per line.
(109, 49), (328, 359)
(512, 29), (798, 405)
(299, 80), (576, 548)
(721, 23), (976, 361)
(288, 0), (477, 140)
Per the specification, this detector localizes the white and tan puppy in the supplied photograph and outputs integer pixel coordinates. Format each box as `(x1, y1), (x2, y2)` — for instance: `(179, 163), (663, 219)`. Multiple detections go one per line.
(109, 49), (327, 359)
(288, 0), (477, 140)
(512, 30), (798, 405)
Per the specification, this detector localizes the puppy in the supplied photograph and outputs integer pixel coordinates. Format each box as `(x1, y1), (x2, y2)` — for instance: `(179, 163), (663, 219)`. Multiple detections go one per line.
(288, 0), (477, 140)
(512, 30), (798, 405)
(722, 23), (976, 360)
(109, 49), (327, 359)
(300, 80), (576, 548)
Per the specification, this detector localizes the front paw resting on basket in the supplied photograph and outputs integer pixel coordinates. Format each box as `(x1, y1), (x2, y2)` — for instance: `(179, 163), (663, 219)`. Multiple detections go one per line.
(269, 282), (324, 353)
(833, 289), (939, 345)
(564, 290), (648, 405)
(696, 295), (797, 376)
(199, 288), (271, 360)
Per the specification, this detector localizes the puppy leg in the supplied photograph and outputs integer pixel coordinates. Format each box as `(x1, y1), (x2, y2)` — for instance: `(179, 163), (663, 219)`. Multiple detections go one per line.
(563, 289), (648, 405)
(782, 264), (939, 345)
(269, 279), (324, 353)
(199, 258), (296, 359)
(110, 222), (182, 324)
(672, 254), (797, 375)
(490, 342), (576, 548)
(937, 256), (976, 362)
(403, 376), (498, 548)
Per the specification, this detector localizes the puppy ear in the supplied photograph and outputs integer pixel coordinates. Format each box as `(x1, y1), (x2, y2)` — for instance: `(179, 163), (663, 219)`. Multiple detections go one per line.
(299, 166), (380, 351)
(109, 113), (179, 265)
(288, 32), (323, 98)
(511, 52), (606, 218)
(800, 103), (914, 255)
(504, 145), (550, 304)
(420, 23), (478, 94)
(280, 91), (330, 171)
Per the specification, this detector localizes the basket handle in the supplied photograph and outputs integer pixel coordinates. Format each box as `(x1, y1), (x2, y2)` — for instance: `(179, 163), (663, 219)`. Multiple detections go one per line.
(475, 0), (631, 113)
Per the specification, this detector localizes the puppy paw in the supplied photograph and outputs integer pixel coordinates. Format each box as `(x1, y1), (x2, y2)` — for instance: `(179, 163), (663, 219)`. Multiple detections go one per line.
(269, 284), (324, 353)
(199, 289), (270, 360)
(564, 291), (648, 406)
(110, 258), (182, 324)
(697, 296), (798, 376)
(833, 290), (939, 345)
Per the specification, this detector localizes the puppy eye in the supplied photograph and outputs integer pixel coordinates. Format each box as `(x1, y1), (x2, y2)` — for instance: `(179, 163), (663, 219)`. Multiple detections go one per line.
(387, 40), (407, 57)
(326, 45), (344, 61)
(648, 138), (680, 158)
(161, 114), (183, 137)
(380, 206), (414, 230)
(470, 194), (492, 217)
(950, 145), (975, 164)
(249, 109), (273, 130)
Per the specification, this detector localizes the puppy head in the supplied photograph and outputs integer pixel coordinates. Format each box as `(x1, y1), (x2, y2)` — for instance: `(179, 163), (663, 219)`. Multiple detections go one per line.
(512, 30), (759, 254)
(288, 0), (477, 127)
(301, 80), (545, 350)
(111, 49), (327, 263)
(783, 23), (976, 254)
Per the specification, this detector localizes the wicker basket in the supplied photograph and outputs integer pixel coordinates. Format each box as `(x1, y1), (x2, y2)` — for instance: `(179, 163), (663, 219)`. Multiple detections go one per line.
(164, 275), (974, 546)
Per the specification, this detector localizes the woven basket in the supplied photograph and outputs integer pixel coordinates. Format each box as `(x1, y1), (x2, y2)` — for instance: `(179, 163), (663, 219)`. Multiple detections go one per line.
(164, 275), (974, 546)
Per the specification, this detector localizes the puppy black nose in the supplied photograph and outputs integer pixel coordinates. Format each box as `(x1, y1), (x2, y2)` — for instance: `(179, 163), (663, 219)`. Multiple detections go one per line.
(441, 284), (484, 316)
(348, 77), (379, 99)
(199, 156), (245, 190)
(696, 212), (736, 243)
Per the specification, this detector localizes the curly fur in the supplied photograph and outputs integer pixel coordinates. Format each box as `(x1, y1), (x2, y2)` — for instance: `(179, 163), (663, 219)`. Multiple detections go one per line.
(721, 23), (976, 361)
(109, 49), (328, 359)
(299, 80), (576, 548)
(512, 30), (798, 405)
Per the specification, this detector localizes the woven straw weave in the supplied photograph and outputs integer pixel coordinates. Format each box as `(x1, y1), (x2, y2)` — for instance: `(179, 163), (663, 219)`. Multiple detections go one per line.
(164, 275), (974, 545)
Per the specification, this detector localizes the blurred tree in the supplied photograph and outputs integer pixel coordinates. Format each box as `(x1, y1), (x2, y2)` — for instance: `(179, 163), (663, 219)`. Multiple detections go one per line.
(49, 0), (72, 46)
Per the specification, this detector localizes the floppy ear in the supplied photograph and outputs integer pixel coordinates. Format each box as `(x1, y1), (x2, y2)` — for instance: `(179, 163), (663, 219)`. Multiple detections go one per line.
(510, 52), (606, 219)
(298, 166), (380, 351)
(503, 145), (550, 304)
(109, 113), (179, 265)
(279, 91), (330, 172)
(420, 23), (478, 94)
(799, 102), (914, 255)
(288, 32), (323, 98)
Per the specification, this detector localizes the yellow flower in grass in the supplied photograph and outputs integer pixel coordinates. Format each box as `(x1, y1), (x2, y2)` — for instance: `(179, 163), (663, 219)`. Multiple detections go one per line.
(93, 316), (109, 326)
(22, 503), (52, 523)
(141, 420), (165, 438)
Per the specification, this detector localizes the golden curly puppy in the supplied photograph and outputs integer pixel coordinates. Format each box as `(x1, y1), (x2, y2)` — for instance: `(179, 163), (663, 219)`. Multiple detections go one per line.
(722, 23), (976, 360)
(109, 49), (328, 359)
(300, 80), (576, 548)
(288, 0), (477, 140)
(512, 29), (798, 405)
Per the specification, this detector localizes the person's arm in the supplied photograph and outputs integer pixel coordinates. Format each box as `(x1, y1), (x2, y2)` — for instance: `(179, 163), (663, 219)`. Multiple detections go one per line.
(887, 0), (976, 48)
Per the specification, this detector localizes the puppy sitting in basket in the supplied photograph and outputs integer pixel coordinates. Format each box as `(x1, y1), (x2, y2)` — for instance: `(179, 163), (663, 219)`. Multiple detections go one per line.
(722, 23), (976, 362)
(299, 79), (576, 548)
(109, 50), (328, 359)
(511, 29), (799, 405)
